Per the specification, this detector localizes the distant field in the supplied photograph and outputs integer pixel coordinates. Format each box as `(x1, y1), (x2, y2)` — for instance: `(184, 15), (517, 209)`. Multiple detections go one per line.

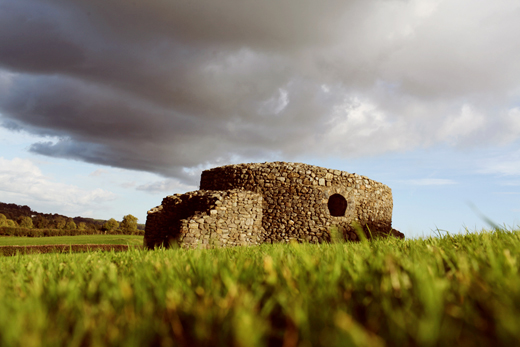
(1, 229), (520, 346)
(0, 234), (143, 246)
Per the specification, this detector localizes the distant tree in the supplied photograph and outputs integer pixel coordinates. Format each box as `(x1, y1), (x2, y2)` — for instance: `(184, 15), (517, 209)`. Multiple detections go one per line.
(54, 216), (66, 229)
(33, 215), (49, 229)
(6, 219), (17, 227)
(102, 218), (119, 232)
(17, 216), (33, 228)
(0, 213), (6, 227)
(65, 218), (77, 230)
(120, 214), (138, 234)
(20, 205), (31, 214)
(77, 222), (87, 230)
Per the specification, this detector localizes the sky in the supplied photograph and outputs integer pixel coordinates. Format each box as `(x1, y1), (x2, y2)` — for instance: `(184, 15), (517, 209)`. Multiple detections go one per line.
(0, 0), (519, 238)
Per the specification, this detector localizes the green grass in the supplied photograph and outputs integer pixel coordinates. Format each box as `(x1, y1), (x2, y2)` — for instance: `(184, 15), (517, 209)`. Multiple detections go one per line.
(0, 234), (143, 246)
(0, 229), (519, 346)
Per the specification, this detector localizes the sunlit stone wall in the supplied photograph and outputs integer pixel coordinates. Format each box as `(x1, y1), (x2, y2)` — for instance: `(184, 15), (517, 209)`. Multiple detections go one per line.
(145, 162), (401, 249)
(145, 189), (264, 249)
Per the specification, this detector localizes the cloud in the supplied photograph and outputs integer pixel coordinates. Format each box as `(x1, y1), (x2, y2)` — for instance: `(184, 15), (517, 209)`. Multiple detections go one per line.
(119, 181), (136, 189)
(405, 178), (457, 186)
(500, 181), (520, 186)
(478, 148), (520, 176)
(0, 157), (116, 213)
(89, 169), (108, 177)
(136, 179), (197, 195)
(0, 0), (520, 183)
(438, 105), (486, 144)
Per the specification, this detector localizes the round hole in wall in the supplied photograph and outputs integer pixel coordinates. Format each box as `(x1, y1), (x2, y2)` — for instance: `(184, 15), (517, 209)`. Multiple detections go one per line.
(328, 194), (347, 216)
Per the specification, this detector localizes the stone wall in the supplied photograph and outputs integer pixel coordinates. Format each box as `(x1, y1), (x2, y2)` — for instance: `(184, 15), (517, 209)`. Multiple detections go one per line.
(145, 189), (264, 249)
(145, 162), (401, 249)
(200, 162), (395, 244)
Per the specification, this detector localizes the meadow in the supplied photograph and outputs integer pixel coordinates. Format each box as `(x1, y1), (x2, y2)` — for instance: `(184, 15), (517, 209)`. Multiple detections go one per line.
(0, 226), (145, 237)
(0, 234), (143, 246)
(0, 229), (519, 346)
(0, 234), (144, 256)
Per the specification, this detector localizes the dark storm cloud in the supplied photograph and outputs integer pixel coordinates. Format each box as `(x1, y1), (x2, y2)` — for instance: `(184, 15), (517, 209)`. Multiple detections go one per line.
(0, 1), (85, 73)
(1, 0), (520, 184)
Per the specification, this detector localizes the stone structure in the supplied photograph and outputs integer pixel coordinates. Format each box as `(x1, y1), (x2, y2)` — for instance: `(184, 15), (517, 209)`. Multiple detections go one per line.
(145, 162), (402, 249)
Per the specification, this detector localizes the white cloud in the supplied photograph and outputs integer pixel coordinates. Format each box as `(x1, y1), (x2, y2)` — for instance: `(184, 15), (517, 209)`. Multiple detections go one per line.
(438, 104), (486, 142)
(405, 178), (457, 186)
(119, 181), (136, 189)
(482, 163), (520, 177)
(336, 98), (388, 136)
(500, 180), (520, 186)
(478, 148), (520, 176)
(136, 179), (197, 194)
(413, 0), (443, 18)
(89, 168), (108, 177)
(0, 157), (116, 213)
(502, 108), (520, 143)
(258, 88), (289, 116)
(317, 96), (408, 155)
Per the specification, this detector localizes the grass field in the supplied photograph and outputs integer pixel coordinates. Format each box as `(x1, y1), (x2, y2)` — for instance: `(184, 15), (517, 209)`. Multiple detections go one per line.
(0, 229), (519, 346)
(0, 234), (143, 246)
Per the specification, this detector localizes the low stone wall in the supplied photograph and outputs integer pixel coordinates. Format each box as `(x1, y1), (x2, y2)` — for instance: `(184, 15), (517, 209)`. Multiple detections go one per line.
(145, 189), (264, 249)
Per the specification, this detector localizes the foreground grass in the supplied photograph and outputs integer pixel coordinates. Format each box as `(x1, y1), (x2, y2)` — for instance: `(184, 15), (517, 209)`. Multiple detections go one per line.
(1, 229), (520, 346)
(0, 234), (143, 246)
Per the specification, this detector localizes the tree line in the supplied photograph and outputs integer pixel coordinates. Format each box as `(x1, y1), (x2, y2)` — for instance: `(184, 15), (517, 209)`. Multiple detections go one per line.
(0, 202), (145, 236)
(0, 213), (143, 235)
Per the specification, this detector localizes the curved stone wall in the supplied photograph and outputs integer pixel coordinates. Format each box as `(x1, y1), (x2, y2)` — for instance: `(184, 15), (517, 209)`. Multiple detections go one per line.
(145, 189), (264, 249)
(200, 162), (394, 244)
(145, 162), (401, 249)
